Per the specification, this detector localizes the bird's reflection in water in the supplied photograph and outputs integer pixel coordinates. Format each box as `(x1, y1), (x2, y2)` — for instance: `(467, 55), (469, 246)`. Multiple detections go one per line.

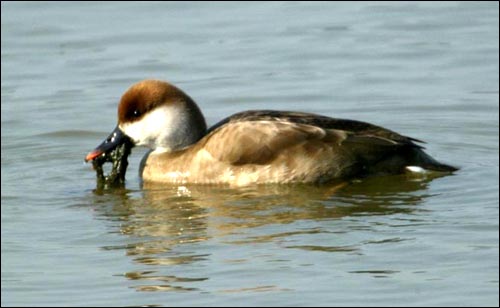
(92, 172), (442, 292)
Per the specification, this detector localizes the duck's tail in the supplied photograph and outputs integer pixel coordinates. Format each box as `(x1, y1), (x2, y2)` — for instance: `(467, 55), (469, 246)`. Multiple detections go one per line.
(411, 149), (458, 172)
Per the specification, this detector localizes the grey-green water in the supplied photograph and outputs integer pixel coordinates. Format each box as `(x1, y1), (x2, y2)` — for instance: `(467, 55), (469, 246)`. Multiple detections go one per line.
(2, 2), (498, 306)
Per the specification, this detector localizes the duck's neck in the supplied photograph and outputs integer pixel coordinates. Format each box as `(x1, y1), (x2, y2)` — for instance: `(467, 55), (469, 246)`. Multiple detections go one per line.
(157, 99), (207, 152)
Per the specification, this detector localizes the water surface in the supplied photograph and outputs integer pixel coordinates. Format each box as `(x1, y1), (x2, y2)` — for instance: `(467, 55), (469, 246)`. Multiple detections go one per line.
(2, 2), (498, 306)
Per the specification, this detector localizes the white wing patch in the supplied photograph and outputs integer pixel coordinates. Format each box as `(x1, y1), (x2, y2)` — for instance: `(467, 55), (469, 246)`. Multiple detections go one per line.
(405, 166), (427, 173)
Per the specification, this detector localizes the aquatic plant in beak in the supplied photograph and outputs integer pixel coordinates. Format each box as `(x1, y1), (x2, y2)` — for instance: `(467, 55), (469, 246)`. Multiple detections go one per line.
(85, 126), (134, 189)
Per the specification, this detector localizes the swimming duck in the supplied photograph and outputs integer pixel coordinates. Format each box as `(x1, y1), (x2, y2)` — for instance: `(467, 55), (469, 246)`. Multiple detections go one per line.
(85, 79), (457, 186)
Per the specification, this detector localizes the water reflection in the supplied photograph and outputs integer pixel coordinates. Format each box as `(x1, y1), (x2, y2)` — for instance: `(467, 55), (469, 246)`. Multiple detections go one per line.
(91, 173), (441, 292)
(120, 270), (207, 292)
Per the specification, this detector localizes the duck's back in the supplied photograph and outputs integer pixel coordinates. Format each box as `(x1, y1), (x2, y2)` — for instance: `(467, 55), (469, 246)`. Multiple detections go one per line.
(208, 110), (423, 147)
(197, 110), (457, 183)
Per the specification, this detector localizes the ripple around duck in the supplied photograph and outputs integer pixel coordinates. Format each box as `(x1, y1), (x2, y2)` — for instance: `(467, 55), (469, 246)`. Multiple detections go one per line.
(33, 130), (107, 139)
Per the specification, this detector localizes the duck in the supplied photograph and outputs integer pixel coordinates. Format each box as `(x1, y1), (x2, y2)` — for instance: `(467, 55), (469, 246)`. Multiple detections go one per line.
(85, 79), (457, 186)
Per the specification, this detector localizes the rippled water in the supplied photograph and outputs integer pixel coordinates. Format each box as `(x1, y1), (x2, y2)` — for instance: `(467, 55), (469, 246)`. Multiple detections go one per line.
(2, 2), (498, 306)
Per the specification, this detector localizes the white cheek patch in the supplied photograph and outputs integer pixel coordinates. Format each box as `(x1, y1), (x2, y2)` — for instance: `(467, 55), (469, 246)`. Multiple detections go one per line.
(120, 105), (182, 150)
